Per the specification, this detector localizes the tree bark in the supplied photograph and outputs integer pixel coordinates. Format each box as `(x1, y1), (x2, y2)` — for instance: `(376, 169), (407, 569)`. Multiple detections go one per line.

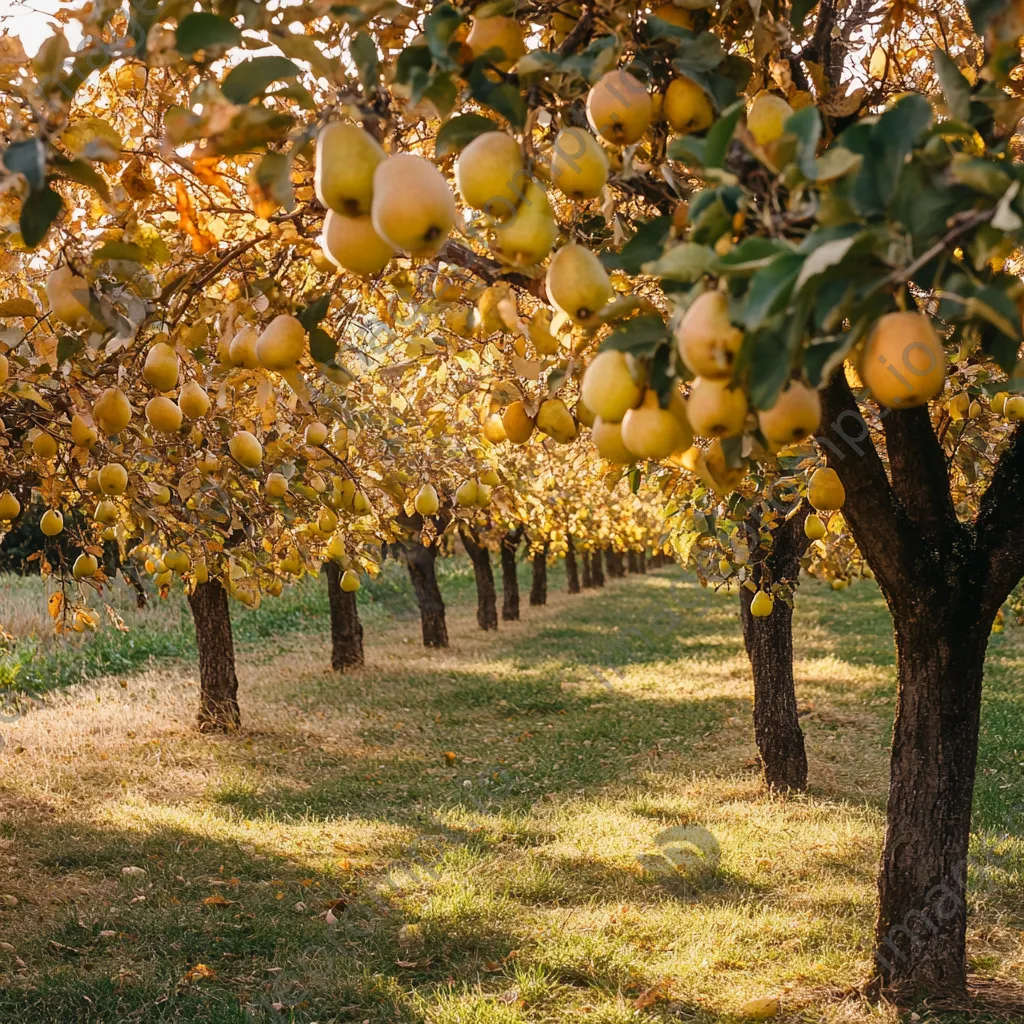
(325, 562), (364, 671)
(500, 527), (523, 621)
(591, 548), (605, 587)
(530, 545), (548, 606)
(739, 505), (810, 793)
(638, 550), (647, 573)
(580, 548), (593, 588)
(187, 579), (241, 733)
(605, 547), (625, 578)
(627, 550), (639, 573)
(404, 541), (448, 647)
(565, 535), (580, 594)
(459, 527), (498, 631)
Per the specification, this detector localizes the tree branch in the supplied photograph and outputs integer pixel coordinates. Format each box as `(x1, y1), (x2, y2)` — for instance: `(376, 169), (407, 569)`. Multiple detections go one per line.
(437, 240), (545, 297)
(976, 424), (1024, 615)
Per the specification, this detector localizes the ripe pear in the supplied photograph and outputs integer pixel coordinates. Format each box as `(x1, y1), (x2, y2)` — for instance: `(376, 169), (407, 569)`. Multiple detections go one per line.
(807, 467), (845, 511)
(32, 430), (57, 459)
(455, 132), (525, 219)
(502, 400), (536, 444)
(0, 490), (20, 520)
(149, 483), (171, 505)
(266, 472), (288, 498)
(318, 507), (339, 533)
(581, 349), (642, 423)
(620, 389), (692, 459)
(675, 290), (742, 378)
(483, 412), (507, 443)
(229, 430), (263, 469)
(143, 341), (179, 392)
(475, 483), (493, 507)
(664, 76), (714, 134)
(494, 180), (558, 266)
(71, 413), (98, 448)
(1005, 395), (1024, 421)
(45, 264), (93, 328)
(256, 315), (306, 372)
(586, 69), (653, 145)
(93, 387), (132, 435)
(860, 311), (945, 408)
(73, 553), (99, 579)
(178, 381), (210, 419)
(575, 397), (595, 428)
(314, 122), (386, 216)
(546, 244), (611, 325)
(414, 483), (440, 516)
(550, 128), (609, 200)
(320, 210), (395, 276)
(528, 308), (559, 355)
(0, 352), (6, 385)
(750, 591), (774, 617)
(536, 398), (577, 443)
(229, 326), (260, 369)
(371, 154), (455, 258)
(94, 499), (117, 525)
(99, 462), (129, 495)
(686, 377), (748, 438)
(341, 569), (361, 592)
(804, 513), (827, 540)
(305, 421), (329, 446)
(466, 15), (526, 70)
(146, 395), (183, 432)
(592, 417), (636, 464)
(40, 509), (64, 536)
(456, 478), (479, 506)
(758, 380), (821, 446)
(992, 391), (1009, 415)
(747, 91), (793, 146)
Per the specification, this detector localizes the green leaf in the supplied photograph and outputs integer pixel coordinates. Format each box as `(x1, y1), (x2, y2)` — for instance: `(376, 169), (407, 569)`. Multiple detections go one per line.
(434, 114), (498, 157)
(425, 2), (465, 63)
(299, 293), (331, 333)
(251, 151), (294, 212)
(3, 138), (46, 191)
(786, 105), (821, 178)
(51, 156), (111, 202)
(642, 242), (713, 283)
(56, 334), (84, 364)
(968, 285), (1022, 346)
(748, 331), (791, 411)
(711, 237), (793, 275)
(394, 45), (433, 86)
(674, 32), (726, 73)
(221, 56), (301, 104)
(741, 252), (805, 331)
(350, 32), (380, 95)
(667, 134), (706, 165)
(93, 241), (149, 263)
(20, 185), (62, 248)
(794, 235), (859, 291)
(466, 62), (525, 128)
(272, 33), (338, 80)
(176, 12), (241, 55)
(599, 315), (670, 356)
(309, 327), (338, 363)
(704, 100), (744, 168)
(790, 0), (819, 30)
(932, 48), (972, 122)
(601, 217), (671, 275)
(803, 336), (849, 388)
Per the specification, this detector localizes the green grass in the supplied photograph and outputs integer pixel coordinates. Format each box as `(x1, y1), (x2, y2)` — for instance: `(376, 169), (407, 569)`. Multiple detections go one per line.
(0, 564), (1020, 1024)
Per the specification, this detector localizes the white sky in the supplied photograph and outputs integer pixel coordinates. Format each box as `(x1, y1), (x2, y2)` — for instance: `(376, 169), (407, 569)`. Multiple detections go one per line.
(2, 0), (83, 57)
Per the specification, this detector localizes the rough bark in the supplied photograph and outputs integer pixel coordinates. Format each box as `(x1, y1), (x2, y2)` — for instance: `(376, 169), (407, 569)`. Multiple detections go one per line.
(580, 548), (593, 589)
(591, 548), (605, 587)
(638, 550), (647, 573)
(739, 505), (811, 793)
(404, 540), (448, 647)
(565, 535), (580, 594)
(605, 548), (625, 578)
(627, 550), (639, 574)
(325, 562), (364, 671)
(187, 579), (241, 733)
(500, 527), (523, 621)
(530, 545), (548, 606)
(459, 527), (498, 631)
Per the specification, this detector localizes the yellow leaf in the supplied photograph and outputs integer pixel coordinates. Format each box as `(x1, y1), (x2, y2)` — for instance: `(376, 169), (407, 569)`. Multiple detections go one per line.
(47, 592), (64, 619)
(62, 118), (124, 162)
(0, 297), (37, 316)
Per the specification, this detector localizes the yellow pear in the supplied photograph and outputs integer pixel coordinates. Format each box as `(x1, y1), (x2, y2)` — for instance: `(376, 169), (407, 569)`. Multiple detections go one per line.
(592, 417), (636, 464)
(320, 210), (395, 276)
(550, 128), (609, 200)
(32, 430), (57, 459)
(546, 243), (611, 325)
(992, 391), (1009, 415)
(229, 430), (263, 469)
(620, 389), (692, 459)
(758, 380), (821, 446)
(73, 553), (99, 579)
(586, 69), (654, 145)
(807, 467), (845, 510)
(305, 421), (329, 446)
(93, 387), (132, 435)
(581, 349), (642, 423)
(528, 308), (559, 355)
(1005, 395), (1024, 421)
(314, 122), (386, 216)
(804, 513), (826, 540)
(229, 326), (260, 368)
(650, 3), (694, 28)
(747, 91), (793, 146)
(686, 377), (748, 437)
(143, 341), (179, 391)
(750, 591), (774, 617)
(0, 490), (21, 520)
(94, 499), (117, 525)
(71, 413), (98, 448)
(256, 314), (305, 371)
(149, 483), (171, 505)
(45, 264), (93, 328)
(193, 560), (210, 584)
(465, 15), (526, 70)
(494, 179), (558, 266)
(266, 472), (289, 498)
(475, 483), (493, 507)
(860, 311), (945, 408)
(99, 462), (128, 495)
(40, 509), (63, 536)
(502, 400), (536, 444)
(739, 997), (781, 1020)
(146, 395), (183, 432)
(371, 154), (455, 258)
(178, 381), (210, 419)
(664, 76), (714, 134)
(575, 397), (595, 428)
(341, 569), (361, 592)
(318, 507), (339, 534)
(456, 479), (479, 506)
(483, 412), (507, 443)
(0, 352), (6, 385)
(536, 398), (577, 443)
(675, 290), (743, 378)
(455, 131), (525, 219)
(414, 483), (440, 516)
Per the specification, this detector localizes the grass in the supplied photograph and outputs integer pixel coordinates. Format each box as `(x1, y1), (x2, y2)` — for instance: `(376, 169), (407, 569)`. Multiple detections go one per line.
(0, 561), (1021, 1024)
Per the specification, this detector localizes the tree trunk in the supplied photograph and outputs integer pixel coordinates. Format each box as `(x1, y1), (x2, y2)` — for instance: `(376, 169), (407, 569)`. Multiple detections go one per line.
(405, 542), (448, 647)
(565, 536), (580, 594)
(591, 548), (605, 587)
(581, 548), (593, 588)
(627, 550), (639, 573)
(500, 528), (523, 621)
(638, 550), (647, 573)
(530, 545), (548, 606)
(605, 547), (624, 578)
(460, 528), (498, 631)
(187, 579), (241, 733)
(739, 507), (810, 793)
(325, 562), (364, 671)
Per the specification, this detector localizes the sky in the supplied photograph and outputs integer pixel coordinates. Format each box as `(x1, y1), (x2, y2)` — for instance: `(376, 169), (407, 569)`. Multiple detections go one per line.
(2, 0), (83, 57)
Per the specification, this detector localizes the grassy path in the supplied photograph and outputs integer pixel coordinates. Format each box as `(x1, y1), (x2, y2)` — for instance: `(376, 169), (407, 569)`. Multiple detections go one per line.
(0, 566), (1021, 1023)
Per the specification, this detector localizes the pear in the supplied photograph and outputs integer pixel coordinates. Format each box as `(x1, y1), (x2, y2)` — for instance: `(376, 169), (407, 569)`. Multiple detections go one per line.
(592, 417), (636, 464)
(750, 591), (774, 617)
(528, 308), (559, 355)
(746, 92), (793, 146)
(494, 179), (558, 265)
(305, 421), (329, 445)
(178, 381), (210, 419)
(465, 15), (526, 70)
(502, 400), (536, 444)
(146, 395), (183, 432)
(650, 3), (694, 28)
(550, 128), (609, 200)
(675, 290), (742, 378)
(546, 243), (611, 325)
(475, 483), (493, 507)
(0, 490), (20, 520)
(414, 483), (440, 516)
(586, 69), (653, 145)
(456, 479), (479, 506)
(229, 326), (260, 368)
(341, 569), (361, 592)
(804, 513), (827, 540)
(150, 483), (171, 505)
(266, 472), (289, 498)
(620, 389), (692, 459)
(686, 377), (748, 438)
(256, 314), (305, 371)
(314, 122), (386, 216)
(807, 467), (845, 510)
(94, 499), (117, 525)
(99, 462), (129, 495)
(455, 132), (525, 219)
(739, 997), (781, 1020)
(71, 414), (98, 448)
(860, 311), (945, 408)
(536, 398), (577, 443)
(758, 380), (821, 446)
(664, 76), (714, 134)
(93, 386), (132, 435)
(73, 553), (99, 579)
(372, 154), (455, 258)
(1005, 395), (1024, 421)
(40, 509), (64, 536)
(229, 430), (263, 469)
(143, 342), (179, 391)
(32, 430), (57, 459)
(575, 397), (595, 428)
(320, 210), (395, 276)
(581, 350), (642, 423)
(483, 412), (507, 443)
(992, 391), (1009, 415)
(0, 352), (6, 385)
(45, 264), (93, 328)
